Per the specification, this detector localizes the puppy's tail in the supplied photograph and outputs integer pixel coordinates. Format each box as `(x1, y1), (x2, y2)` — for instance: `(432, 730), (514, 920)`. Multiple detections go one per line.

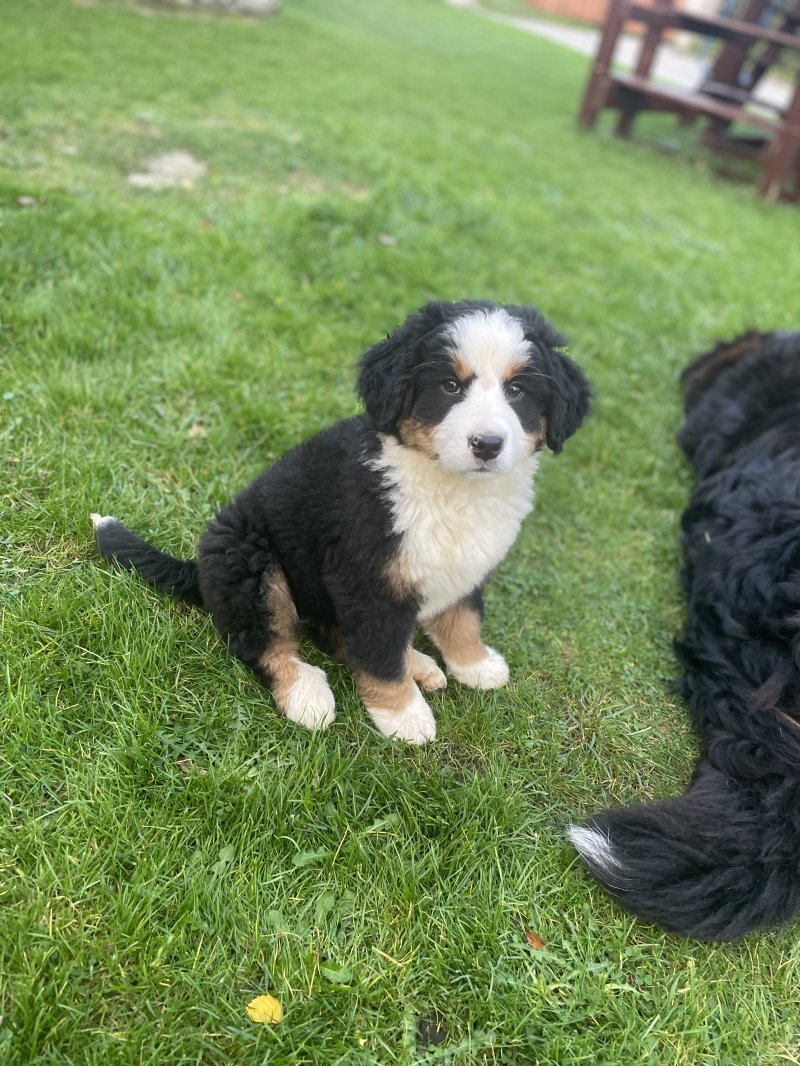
(569, 758), (800, 941)
(91, 513), (203, 607)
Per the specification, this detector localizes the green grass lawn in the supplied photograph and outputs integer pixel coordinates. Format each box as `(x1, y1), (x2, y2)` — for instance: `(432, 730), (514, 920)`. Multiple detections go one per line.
(3, 0), (800, 1062)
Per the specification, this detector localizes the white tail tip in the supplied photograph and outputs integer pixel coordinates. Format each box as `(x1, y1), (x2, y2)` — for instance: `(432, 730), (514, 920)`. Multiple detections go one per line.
(90, 513), (117, 530)
(568, 824), (624, 874)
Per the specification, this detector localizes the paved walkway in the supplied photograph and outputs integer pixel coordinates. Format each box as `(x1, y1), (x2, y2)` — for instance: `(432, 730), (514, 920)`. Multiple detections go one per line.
(445, 0), (790, 112)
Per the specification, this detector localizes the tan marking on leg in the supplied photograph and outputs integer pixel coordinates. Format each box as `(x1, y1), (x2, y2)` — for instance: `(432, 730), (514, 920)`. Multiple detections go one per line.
(259, 646), (300, 706)
(383, 550), (418, 601)
(257, 570), (301, 705)
(355, 670), (417, 714)
(356, 646), (417, 709)
(355, 649), (436, 743)
(425, 603), (488, 668)
(426, 602), (509, 689)
(256, 576), (335, 730)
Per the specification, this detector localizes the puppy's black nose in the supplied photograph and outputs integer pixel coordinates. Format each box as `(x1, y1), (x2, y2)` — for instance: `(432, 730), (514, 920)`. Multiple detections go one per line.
(469, 433), (504, 461)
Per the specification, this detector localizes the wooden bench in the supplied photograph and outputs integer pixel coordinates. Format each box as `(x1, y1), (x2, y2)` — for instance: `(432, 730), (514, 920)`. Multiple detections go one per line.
(578, 0), (800, 201)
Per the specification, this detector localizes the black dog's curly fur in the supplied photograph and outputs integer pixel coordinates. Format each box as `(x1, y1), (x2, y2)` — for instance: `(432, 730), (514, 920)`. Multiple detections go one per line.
(571, 330), (800, 941)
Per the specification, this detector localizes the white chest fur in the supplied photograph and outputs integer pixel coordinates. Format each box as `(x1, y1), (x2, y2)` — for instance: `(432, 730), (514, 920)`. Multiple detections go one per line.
(372, 437), (538, 621)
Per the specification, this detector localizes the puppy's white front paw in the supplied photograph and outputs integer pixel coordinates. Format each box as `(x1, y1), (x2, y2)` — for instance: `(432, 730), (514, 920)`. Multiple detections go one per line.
(409, 649), (447, 691)
(448, 647), (509, 689)
(280, 661), (336, 731)
(368, 684), (437, 745)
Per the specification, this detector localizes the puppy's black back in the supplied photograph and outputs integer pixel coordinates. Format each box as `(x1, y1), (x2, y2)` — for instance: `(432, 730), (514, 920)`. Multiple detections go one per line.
(197, 415), (404, 628)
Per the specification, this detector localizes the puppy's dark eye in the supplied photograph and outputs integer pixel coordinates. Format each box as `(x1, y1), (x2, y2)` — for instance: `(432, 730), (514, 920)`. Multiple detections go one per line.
(505, 381), (524, 399)
(442, 378), (462, 395)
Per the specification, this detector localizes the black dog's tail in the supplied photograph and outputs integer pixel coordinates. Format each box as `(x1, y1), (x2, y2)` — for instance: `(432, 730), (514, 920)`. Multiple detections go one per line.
(91, 513), (203, 607)
(569, 758), (800, 941)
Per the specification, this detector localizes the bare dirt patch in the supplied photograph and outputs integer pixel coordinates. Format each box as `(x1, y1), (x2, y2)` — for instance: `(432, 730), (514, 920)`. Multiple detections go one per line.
(128, 149), (207, 189)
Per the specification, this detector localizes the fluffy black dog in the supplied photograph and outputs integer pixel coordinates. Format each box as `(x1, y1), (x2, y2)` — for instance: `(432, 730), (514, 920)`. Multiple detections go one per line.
(570, 330), (800, 940)
(93, 300), (590, 745)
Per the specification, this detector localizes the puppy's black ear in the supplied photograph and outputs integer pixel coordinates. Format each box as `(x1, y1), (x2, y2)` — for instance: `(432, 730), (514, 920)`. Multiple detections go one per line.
(504, 304), (591, 454)
(540, 348), (592, 453)
(357, 303), (451, 432)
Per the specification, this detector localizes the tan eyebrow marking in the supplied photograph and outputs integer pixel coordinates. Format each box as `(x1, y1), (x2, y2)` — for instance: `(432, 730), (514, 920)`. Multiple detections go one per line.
(449, 352), (472, 381)
(503, 356), (530, 382)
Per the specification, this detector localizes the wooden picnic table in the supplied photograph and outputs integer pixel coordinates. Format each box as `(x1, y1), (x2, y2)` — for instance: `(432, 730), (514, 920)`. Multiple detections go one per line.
(578, 0), (800, 200)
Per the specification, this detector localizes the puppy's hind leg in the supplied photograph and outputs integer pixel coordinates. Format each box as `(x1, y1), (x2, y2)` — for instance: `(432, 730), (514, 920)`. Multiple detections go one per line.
(199, 518), (335, 731)
(256, 570), (336, 731)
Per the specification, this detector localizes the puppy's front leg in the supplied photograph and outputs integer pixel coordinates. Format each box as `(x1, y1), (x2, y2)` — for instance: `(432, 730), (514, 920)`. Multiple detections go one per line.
(408, 648), (447, 691)
(316, 626), (446, 692)
(425, 596), (509, 690)
(354, 650), (437, 745)
(338, 609), (436, 743)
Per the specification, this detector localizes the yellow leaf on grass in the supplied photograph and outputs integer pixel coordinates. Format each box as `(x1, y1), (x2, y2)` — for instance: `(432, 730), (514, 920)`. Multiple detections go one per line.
(246, 994), (282, 1024)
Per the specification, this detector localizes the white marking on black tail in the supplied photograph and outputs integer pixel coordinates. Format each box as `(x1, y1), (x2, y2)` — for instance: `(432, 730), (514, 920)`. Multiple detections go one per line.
(90, 512), (203, 606)
(568, 824), (625, 875)
(90, 513), (118, 531)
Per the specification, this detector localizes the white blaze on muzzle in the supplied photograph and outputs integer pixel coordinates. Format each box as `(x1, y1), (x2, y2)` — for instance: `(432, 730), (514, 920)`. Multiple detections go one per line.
(434, 308), (533, 476)
(433, 379), (525, 475)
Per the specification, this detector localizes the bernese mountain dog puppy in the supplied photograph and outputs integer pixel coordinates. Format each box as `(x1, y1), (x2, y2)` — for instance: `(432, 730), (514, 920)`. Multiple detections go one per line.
(570, 329), (800, 940)
(93, 300), (590, 744)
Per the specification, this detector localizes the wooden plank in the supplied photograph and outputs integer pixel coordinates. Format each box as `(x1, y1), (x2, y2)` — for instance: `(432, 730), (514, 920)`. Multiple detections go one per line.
(610, 72), (782, 132)
(758, 76), (800, 199)
(705, 0), (770, 96)
(577, 0), (632, 128)
(626, 3), (800, 50)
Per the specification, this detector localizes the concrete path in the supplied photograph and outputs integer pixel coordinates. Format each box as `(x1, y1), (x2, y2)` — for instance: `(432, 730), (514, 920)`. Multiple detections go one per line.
(445, 0), (790, 112)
